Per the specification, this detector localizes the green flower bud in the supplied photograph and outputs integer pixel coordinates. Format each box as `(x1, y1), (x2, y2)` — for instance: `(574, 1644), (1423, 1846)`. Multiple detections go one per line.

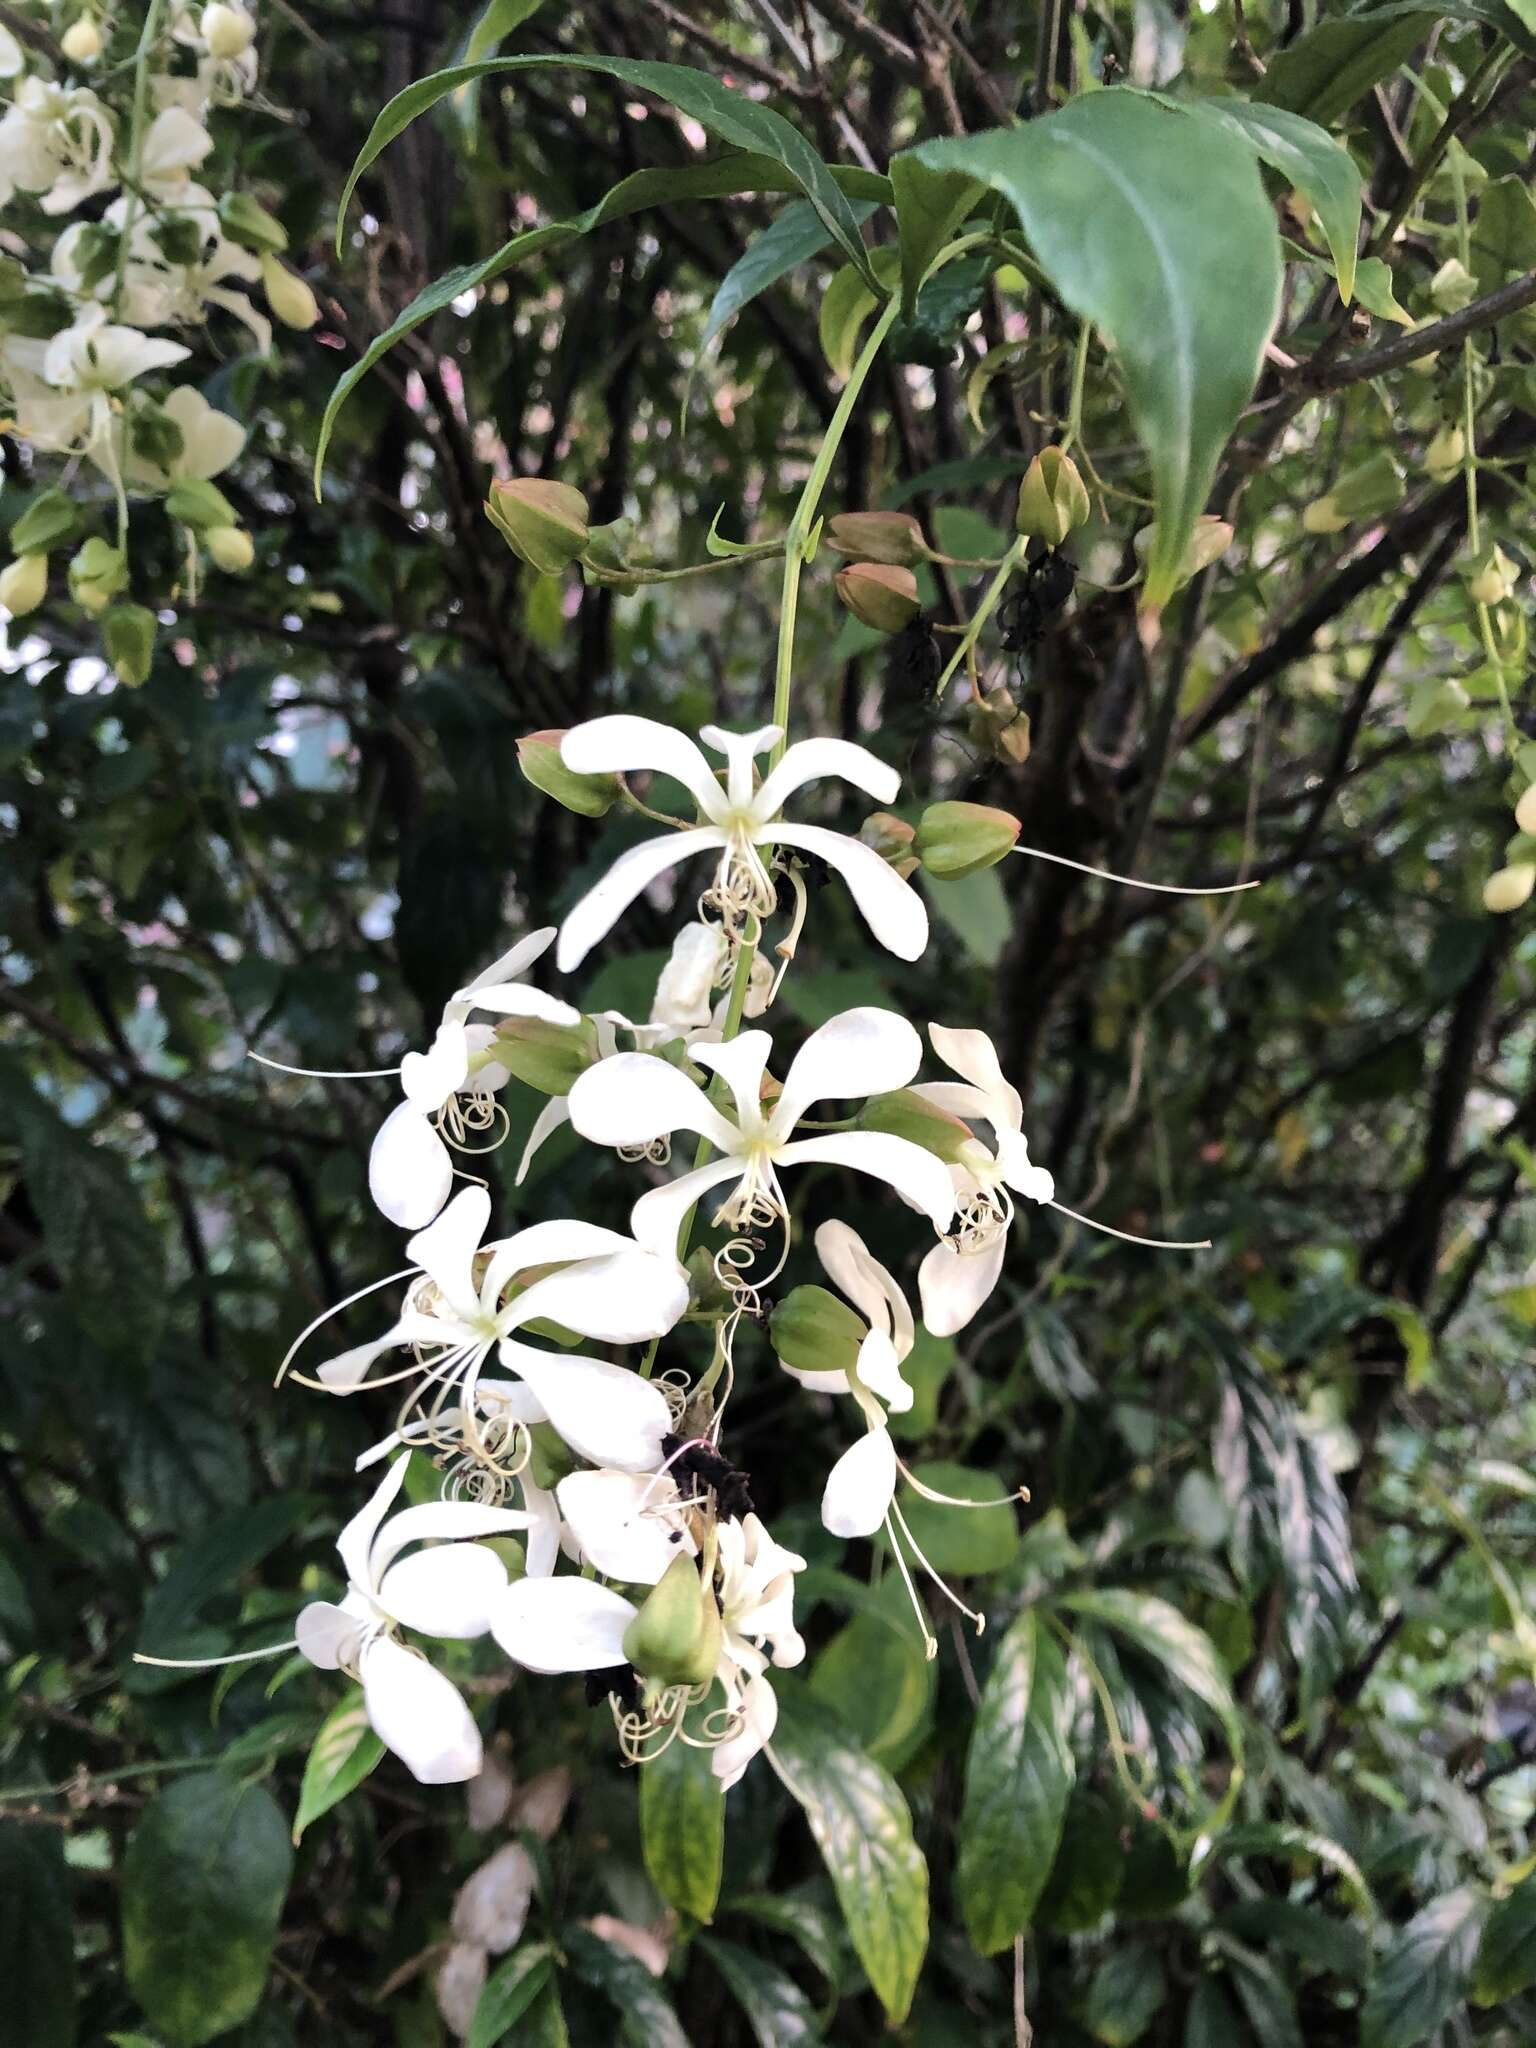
(622, 1554), (721, 1687)
(0, 553), (48, 617)
(68, 539), (127, 615)
(60, 18), (102, 63)
(1515, 784), (1536, 837)
(1134, 514), (1234, 586)
(770, 1284), (864, 1379)
(1484, 863), (1535, 913)
(1430, 257), (1476, 314)
(1468, 544), (1518, 607)
(582, 515), (636, 574)
(1424, 424), (1465, 481)
(859, 810), (919, 879)
(206, 526), (255, 573)
(913, 799), (1021, 879)
(491, 1013), (599, 1097)
(217, 190), (288, 254)
(1015, 446), (1091, 546)
(834, 560), (920, 634)
(824, 511), (928, 566)
(261, 253), (320, 331)
(100, 604), (157, 687)
(166, 478), (239, 533)
(11, 487), (81, 555)
(857, 1086), (975, 1166)
(968, 683), (1032, 766)
(517, 728), (619, 817)
(485, 478), (590, 574)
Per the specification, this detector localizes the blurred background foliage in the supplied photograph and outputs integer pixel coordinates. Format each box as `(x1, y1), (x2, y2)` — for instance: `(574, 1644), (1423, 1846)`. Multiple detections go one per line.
(5, 1), (1536, 2043)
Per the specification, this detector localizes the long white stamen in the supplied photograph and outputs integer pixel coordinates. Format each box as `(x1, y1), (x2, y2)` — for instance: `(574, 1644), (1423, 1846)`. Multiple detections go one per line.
(1013, 844), (1259, 896)
(883, 1508), (939, 1660)
(1049, 1201), (1210, 1250)
(890, 1501), (987, 1636)
(896, 1457), (1030, 1509)
(248, 1051), (402, 1079)
(274, 1266), (417, 1386)
(133, 1639), (297, 1669)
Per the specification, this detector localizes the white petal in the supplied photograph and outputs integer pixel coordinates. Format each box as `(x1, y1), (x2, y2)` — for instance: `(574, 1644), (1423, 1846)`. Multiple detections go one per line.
(689, 1030), (774, 1127)
(521, 1476), (562, 1579)
(713, 1671), (777, 1790)
(628, 1158), (746, 1258)
(776, 1132), (955, 1231)
(814, 1218), (913, 1358)
(822, 1427), (897, 1537)
(313, 1314), (417, 1393)
(562, 715), (729, 823)
(372, 1500), (534, 1576)
(649, 922), (726, 1030)
(407, 1186), (491, 1325)
(750, 735), (900, 823)
(995, 1128), (1055, 1204)
(515, 1095), (571, 1186)
(770, 1007), (921, 1137)
(506, 1250), (689, 1347)
(501, 1344), (674, 1472)
(492, 1576), (637, 1672)
(927, 1022), (1024, 1130)
(567, 1049), (738, 1153)
(360, 1636), (482, 1784)
(556, 825), (727, 974)
(336, 1455), (411, 1592)
(479, 1217), (636, 1306)
(377, 1544), (510, 1638)
(855, 1327), (913, 1415)
(780, 1362), (851, 1396)
(369, 1102), (454, 1230)
(400, 1020), (470, 1111)
(761, 821), (928, 961)
(454, 983), (580, 1026)
(918, 1234), (1006, 1337)
(458, 927), (556, 997)
(698, 721), (781, 807)
(557, 1470), (696, 1585)
(295, 1600), (365, 1671)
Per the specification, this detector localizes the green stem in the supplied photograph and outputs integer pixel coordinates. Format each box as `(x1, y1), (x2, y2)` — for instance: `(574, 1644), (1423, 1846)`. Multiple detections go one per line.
(1451, 147), (1516, 741)
(932, 536), (1027, 700)
(113, 0), (167, 313)
(586, 542), (785, 588)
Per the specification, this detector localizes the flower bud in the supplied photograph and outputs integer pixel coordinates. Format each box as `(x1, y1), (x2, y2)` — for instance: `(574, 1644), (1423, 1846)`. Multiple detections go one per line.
(517, 728), (618, 817)
(913, 799), (1021, 879)
(825, 511), (927, 566)
(261, 253), (320, 331)
(834, 561), (920, 634)
(1424, 424), (1465, 481)
(202, 2), (255, 57)
(101, 604), (157, 687)
(206, 525), (255, 573)
(1516, 785), (1536, 838)
(486, 478), (590, 575)
(1015, 447), (1090, 546)
(68, 538), (126, 615)
(1430, 257), (1476, 314)
(582, 515), (636, 574)
(218, 190), (287, 255)
(165, 478), (239, 533)
(1484, 863), (1535, 913)
(1330, 450), (1405, 523)
(860, 811), (919, 879)
(622, 1554), (721, 1688)
(1468, 545), (1518, 607)
(60, 18), (102, 64)
(11, 487), (80, 555)
(492, 1013), (599, 1096)
(1301, 495), (1347, 535)
(969, 683), (1032, 766)
(770, 1284), (864, 1379)
(0, 552), (48, 617)
(857, 1086), (975, 1165)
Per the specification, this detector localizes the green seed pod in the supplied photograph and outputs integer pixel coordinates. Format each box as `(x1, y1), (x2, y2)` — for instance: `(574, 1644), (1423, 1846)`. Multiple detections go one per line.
(485, 478), (591, 574)
(769, 1284), (865, 1379)
(913, 799), (1021, 879)
(166, 479), (239, 533)
(12, 487), (81, 555)
(834, 561), (921, 634)
(68, 538), (127, 615)
(622, 1554), (721, 1687)
(218, 191), (288, 255)
(824, 511), (928, 566)
(100, 604), (157, 687)
(1015, 446), (1091, 546)
(857, 1086), (975, 1166)
(492, 1013), (600, 1097)
(1515, 784), (1536, 838)
(1468, 545), (1518, 607)
(517, 728), (619, 818)
(0, 552), (48, 617)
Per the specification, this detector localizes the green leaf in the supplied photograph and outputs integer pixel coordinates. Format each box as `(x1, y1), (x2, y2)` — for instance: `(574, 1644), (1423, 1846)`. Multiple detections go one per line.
(1277, 1429), (1357, 1705)
(1470, 174), (1536, 295)
(1054, 1587), (1243, 1759)
(131, 1493), (311, 1685)
(920, 863), (1010, 965)
(697, 196), (880, 374)
(1227, 1948), (1304, 2048)
(697, 1937), (822, 2047)
(291, 1690), (385, 1843)
(468, 1945), (554, 2048)
(1184, 1978), (1240, 2048)
(908, 91), (1280, 606)
(888, 156), (982, 316)
(1474, 1874), (1536, 2004)
(121, 1772), (293, 2048)
(1036, 1786), (1124, 1932)
(1175, 97), (1362, 303)
(819, 260), (880, 381)
(1201, 1825), (1375, 1920)
(465, 0), (542, 63)
(1083, 1946), (1167, 2045)
(1254, 11), (1433, 126)
(339, 56), (880, 282)
(956, 1609), (1074, 1954)
(810, 1604), (933, 1764)
(0, 1823), (77, 2048)
(770, 1689), (928, 2024)
(1223, 1899), (1369, 1981)
(523, 1982), (571, 2048)
(640, 1712), (724, 1923)
(724, 1893), (844, 1986)
(894, 1460), (1020, 1576)
(564, 1925), (689, 2048)
(1362, 1888), (1484, 2048)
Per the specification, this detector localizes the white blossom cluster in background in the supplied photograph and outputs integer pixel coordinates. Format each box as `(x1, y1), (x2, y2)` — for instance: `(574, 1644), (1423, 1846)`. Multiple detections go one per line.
(0, 1), (319, 682)
(145, 709), (1215, 1807)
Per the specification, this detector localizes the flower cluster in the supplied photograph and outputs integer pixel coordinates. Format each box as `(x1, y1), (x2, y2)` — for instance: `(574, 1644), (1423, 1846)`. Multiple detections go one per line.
(0, 3), (318, 681)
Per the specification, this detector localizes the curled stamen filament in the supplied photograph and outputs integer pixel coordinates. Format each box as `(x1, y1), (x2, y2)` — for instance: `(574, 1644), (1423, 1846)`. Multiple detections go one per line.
(889, 1500), (987, 1639)
(1012, 844), (1260, 896)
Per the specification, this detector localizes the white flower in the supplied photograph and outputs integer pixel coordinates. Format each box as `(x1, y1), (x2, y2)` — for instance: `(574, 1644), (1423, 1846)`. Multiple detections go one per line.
(22, 305), (190, 456)
(295, 1454), (533, 1784)
(554, 715), (928, 971)
(120, 384), (247, 489)
(0, 79), (114, 214)
(292, 1187), (689, 1474)
(138, 105), (214, 197)
(783, 1221), (917, 1540)
(0, 27), (25, 79)
(556, 1467), (698, 1585)
(710, 1512), (807, 1788)
(567, 1007), (956, 1255)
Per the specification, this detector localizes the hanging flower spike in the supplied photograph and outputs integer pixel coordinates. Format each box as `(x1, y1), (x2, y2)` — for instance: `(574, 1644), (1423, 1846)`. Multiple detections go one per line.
(914, 1020), (1208, 1336)
(282, 1189), (689, 1476)
(566, 1007), (957, 1257)
(554, 715), (929, 971)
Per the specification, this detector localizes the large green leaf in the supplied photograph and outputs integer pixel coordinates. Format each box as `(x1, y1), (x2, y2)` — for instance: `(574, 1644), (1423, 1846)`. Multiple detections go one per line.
(121, 1773), (293, 2048)
(564, 1926), (689, 2048)
(955, 1609), (1075, 1954)
(696, 196), (880, 373)
(640, 1713), (724, 1923)
(1253, 11), (1432, 124)
(1473, 1874), (1536, 2004)
(468, 1945), (554, 2048)
(291, 1690), (385, 1843)
(770, 1689), (928, 2025)
(1361, 1888), (1484, 2048)
(894, 1460), (1020, 1576)
(130, 1492), (311, 1686)
(1054, 1587), (1243, 1758)
(1083, 1946), (1167, 2045)
(889, 156), (983, 316)
(0, 1823), (76, 2048)
(908, 91), (1279, 606)
(698, 1937), (822, 2048)
(1277, 1428), (1357, 1705)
